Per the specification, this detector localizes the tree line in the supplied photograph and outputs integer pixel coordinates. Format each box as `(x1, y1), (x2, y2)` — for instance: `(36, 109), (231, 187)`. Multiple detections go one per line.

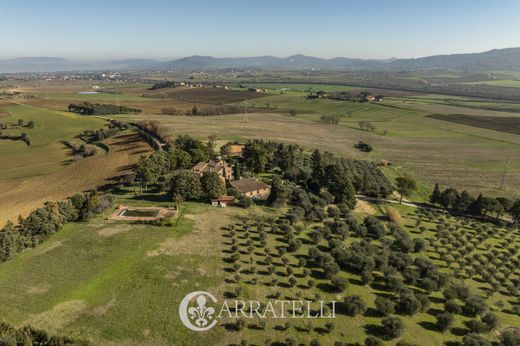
(79, 119), (129, 143)
(62, 141), (96, 159)
(0, 131), (31, 145)
(149, 81), (180, 90)
(161, 104), (246, 116)
(0, 119), (34, 145)
(68, 102), (141, 115)
(320, 115), (340, 124)
(133, 120), (172, 149)
(0, 321), (87, 345)
(430, 183), (520, 222)
(0, 192), (113, 262)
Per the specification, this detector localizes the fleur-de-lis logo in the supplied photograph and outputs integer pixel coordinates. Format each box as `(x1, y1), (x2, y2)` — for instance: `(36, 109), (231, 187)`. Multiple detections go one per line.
(188, 294), (215, 327)
(179, 291), (218, 331)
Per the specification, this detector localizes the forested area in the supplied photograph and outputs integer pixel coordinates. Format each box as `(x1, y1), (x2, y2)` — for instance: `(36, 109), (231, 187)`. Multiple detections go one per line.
(149, 81), (179, 90)
(68, 102), (141, 115)
(0, 192), (113, 262)
(430, 183), (520, 223)
(240, 139), (392, 198)
(161, 104), (246, 116)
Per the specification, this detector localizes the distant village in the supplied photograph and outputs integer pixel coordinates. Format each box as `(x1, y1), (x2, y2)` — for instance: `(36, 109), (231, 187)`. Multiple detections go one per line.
(307, 90), (384, 102)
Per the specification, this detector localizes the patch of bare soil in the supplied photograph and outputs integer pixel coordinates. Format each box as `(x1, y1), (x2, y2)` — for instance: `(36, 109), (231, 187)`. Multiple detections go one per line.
(90, 296), (117, 316)
(97, 224), (134, 237)
(30, 240), (66, 257)
(354, 199), (376, 215)
(26, 286), (50, 295)
(146, 207), (239, 258)
(24, 300), (87, 331)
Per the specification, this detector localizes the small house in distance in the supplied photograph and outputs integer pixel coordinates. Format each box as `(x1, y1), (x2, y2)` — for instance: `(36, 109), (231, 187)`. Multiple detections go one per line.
(191, 159), (233, 183)
(221, 141), (245, 156)
(230, 178), (270, 199)
(211, 196), (234, 207)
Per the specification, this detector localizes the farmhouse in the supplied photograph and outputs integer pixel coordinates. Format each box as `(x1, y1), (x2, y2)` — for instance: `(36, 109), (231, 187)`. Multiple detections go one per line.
(221, 141), (245, 156)
(191, 159), (233, 182)
(230, 178), (270, 199)
(210, 195), (234, 207)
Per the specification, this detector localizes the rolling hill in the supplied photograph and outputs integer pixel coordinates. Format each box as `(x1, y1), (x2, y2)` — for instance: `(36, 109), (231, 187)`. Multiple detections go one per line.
(1, 47), (520, 72)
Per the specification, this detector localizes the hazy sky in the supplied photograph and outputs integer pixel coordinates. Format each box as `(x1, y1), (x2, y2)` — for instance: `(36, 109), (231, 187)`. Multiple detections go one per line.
(1, 0), (519, 60)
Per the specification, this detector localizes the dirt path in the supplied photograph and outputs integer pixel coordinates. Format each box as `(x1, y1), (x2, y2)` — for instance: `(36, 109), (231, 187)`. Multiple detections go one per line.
(356, 194), (423, 209)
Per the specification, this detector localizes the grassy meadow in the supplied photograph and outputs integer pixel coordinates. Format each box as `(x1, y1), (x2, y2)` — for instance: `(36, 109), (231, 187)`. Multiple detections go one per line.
(0, 189), (517, 345)
(0, 100), (152, 224)
(0, 103), (106, 180)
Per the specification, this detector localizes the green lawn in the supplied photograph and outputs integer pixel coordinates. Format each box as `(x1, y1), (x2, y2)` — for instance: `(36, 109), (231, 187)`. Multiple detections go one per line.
(0, 103), (106, 180)
(459, 79), (520, 88)
(0, 197), (230, 345)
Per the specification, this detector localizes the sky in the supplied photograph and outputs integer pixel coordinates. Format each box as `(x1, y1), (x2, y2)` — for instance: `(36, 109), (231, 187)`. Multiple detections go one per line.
(1, 0), (520, 60)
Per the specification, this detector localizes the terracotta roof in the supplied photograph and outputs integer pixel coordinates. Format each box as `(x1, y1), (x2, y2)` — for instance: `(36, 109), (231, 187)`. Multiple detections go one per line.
(192, 162), (207, 171)
(230, 178), (269, 193)
(193, 160), (230, 172)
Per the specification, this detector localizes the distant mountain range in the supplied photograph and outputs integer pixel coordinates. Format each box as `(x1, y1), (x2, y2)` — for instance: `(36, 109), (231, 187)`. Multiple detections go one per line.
(1, 47), (520, 73)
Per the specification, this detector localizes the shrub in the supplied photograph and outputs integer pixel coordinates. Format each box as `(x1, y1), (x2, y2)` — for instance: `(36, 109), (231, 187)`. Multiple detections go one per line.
(464, 296), (487, 316)
(445, 299), (462, 314)
(381, 316), (405, 339)
(500, 329), (520, 346)
(466, 319), (488, 333)
(398, 293), (421, 315)
(481, 312), (498, 330)
(375, 296), (395, 316)
(325, 321), (335, 333)
(413, 238), (426, 252)
(462, 333), (492, 346)
(436, 312), (454, 332)
(344, 295), (367, 316)
(237, 195), (253, 208)
(331, 276), (349, 292)
(364, 336), (384, 346)
(285, 336), (297, 346)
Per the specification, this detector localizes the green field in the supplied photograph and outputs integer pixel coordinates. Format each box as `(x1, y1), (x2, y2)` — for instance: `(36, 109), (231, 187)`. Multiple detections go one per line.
(0, 102), (106, 180)
(460, 80), (520, 88)
(0, 190), (517, 345)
